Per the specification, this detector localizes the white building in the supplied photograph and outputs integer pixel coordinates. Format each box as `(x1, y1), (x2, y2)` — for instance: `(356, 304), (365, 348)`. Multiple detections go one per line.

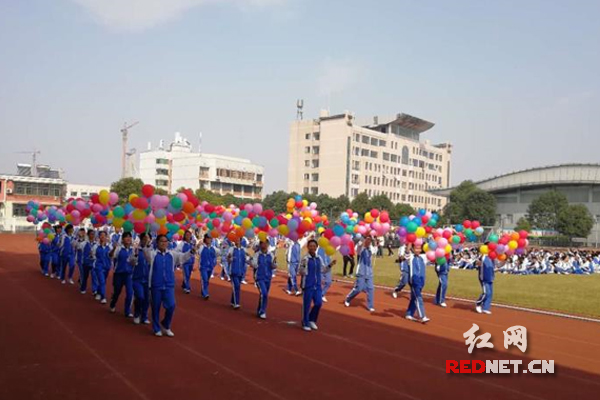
(66, 183), (110, 200)
(139, 132), (264, 199)
(288, 110), (452, 210)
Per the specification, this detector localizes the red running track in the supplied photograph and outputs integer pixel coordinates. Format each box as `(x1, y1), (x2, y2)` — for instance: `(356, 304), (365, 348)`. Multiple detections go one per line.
(1, 234), (599, 400)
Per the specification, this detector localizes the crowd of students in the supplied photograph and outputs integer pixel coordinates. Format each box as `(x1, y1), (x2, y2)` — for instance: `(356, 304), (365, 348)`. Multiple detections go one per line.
(38, 224), (510, 336)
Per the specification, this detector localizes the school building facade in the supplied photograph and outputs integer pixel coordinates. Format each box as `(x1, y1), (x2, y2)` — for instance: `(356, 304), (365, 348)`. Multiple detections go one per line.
(287, 110), (452, 211)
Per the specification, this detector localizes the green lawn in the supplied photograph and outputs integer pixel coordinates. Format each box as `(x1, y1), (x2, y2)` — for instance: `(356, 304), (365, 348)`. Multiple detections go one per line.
(275, 249), (600, 319)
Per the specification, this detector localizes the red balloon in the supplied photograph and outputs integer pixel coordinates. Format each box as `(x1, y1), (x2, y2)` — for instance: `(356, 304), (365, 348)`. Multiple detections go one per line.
(489, 251), (497, 260)
(91, 193), (99, 204)
(141, 184), (155, 198)
(442, 230), (452, 239)
(295, 201), (303, 209)
(406, 233), (417, 243)
(472, 220), (480, 229)
(136, 197), (149, 210)
(519, 230), (528, 239)
(371, 209), (380, 218)
(263, 209), (275, 221)
(323, 229), (334, 239)
(134, 222), (146, 234)
(463, 220), (472, 229)
(517, 238), (527, 248)
(499, 235), (509, 245)
(488, 242), (497, 251)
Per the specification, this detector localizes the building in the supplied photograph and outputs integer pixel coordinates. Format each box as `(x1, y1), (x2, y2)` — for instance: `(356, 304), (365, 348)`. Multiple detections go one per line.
(139, 132), (264, 199)
(0, 164), (66, 232)
(66, 183), (110, 201)
(287, 110), (452, 210)
(431, 164), (600, 244)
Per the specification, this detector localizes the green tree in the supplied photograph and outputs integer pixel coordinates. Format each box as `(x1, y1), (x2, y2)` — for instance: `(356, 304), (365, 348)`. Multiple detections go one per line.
(391, 203), (415, 222)
(155, 187), (168, 195)
(262, 190), (293, 214)
(514, 217), (532, 232)
(557, 204), (594, 239)
(443, 180), (496, 225)
(370, 194), (394, 213)
(110, 178), (144, 205)
(350, 192), (371, 215)
(526, 191), (569, 231)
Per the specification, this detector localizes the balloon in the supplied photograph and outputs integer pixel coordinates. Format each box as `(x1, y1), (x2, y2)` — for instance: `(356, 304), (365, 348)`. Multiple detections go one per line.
(519, 230), (529, 239)
(141, 184), (155, 198)
(98, 190), (109, 205)
(325, 246), (336, 256)
(406, 221), (418, 233)
(426, 251), (436, 261)
(480, 245), (489, 255)
(109, 192), (119, 205)
(488, 234), (499, 243)
(508, 240), (518, 250)
(170, 197), (183, 210)
(122, 220), (134, 232)
(415, 227), (426, 238)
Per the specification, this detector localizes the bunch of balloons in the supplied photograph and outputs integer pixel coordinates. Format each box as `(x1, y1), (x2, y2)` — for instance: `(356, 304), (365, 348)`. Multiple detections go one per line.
(398, 209), (440, 245)
(36, 222), (55, 244)
(453, 219), (484, 242)
(423, 235), (454, 265)
(479, 230), (529, 261)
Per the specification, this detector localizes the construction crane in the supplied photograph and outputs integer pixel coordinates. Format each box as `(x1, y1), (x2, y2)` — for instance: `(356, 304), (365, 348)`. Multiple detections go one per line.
(15, 149), (41, 176)
(121, 121), (139, 178)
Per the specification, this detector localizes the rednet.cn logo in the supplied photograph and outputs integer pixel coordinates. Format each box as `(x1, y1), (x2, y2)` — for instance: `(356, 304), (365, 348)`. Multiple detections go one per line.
(446, 324), (555, 374)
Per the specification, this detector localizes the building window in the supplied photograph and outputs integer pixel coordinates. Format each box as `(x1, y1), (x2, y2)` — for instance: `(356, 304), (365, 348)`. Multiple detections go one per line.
(156, 158), (169, 165)
(313, 132), (320, 140)
(362, 136), (370, 144)
(383, 152), (390, 161)
(370, 138), (378, 146)
(311, 187), (318, 195)
(370, 151), (378, 158)
(361, 149), (369, 157)
(312, 146), (320, 155)
(401, 146), (409, 165)
(304, 146), (310, 154)
(303, 173), (310, 180)
(354, 133), (360, 142)
(305, 133), (310, 140)
(312, 160), (319, 168)
(156, 168), (169, 176)
(351, 188), (358, 197)
(70, 191), (77, 197)
(304, 160), (310, 167)
(155, 179), (168, 187)
(311, 173), (319, 182)
(303, 187), (309, 194)
(12, 204), (28, 217)
(379, 140), (387, 147)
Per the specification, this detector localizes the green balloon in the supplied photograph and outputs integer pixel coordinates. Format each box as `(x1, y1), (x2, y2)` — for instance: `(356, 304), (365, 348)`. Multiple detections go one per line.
(406, 221), (418, 234)
(113, 206), (125, 218)
(122, 221), (134, 232)
(240, 210), (248, 218)
(436, 257), (446, 265)
(270, 218), (279, 227)
(489, 234), (499, 243)
(170, 197), (183, 210)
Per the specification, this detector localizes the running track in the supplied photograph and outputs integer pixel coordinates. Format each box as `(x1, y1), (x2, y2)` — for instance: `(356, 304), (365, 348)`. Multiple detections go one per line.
(1, 234), (598, 400)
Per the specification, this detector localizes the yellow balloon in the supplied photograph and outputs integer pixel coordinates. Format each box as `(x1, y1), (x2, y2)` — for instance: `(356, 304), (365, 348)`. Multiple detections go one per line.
(423, 243), (429, 252)
(242, 218), (253, 229)
(445, 244), (452, 254)
(113, 218), (124, 228)
(415, 227), (426, 238)
(325, 246), (336, 256)
(285, 214), (292, 219)
(318, 237), (329, 248)
(156, 217), (167, 225)
(47, 233), (55, 241)
(258, 231), (267, 242)
(364, 212), (374, 224)
(128, 193), (138, 203)
(480, 245), (489, 255)
(508, 240), (518, 250)
(278, 225), (289, 236)
(302, 199), (308, 207)
(99, 189), (109, 205)
(317, 227), (325, 234)
(177, 229), (184, 237)
(132, 209), (146, 221)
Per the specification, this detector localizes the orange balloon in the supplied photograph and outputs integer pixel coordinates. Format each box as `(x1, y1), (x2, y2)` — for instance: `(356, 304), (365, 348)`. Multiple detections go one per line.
(158, 226), (168, 235)
(183, 201), (195, 214)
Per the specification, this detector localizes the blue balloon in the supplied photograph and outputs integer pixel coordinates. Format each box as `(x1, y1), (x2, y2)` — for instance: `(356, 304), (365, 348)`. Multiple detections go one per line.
(428, 240), (437, 250)
(400, 216), (409, 227)
(295, 195), (302, 202)
(333, 224), (345, 236)
(455, 224), (464, 232)
(418, 209), (426, 216)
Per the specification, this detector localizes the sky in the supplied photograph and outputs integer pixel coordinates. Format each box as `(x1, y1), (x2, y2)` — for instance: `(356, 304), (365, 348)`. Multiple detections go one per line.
(1, 0), (599, 194)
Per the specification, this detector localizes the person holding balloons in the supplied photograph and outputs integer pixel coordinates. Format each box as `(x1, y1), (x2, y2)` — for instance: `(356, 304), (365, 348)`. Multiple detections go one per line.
(132, 232), (151, 325)
(344, 236), (377, 312)
(219, 237), (231, 282)
(178, 231), (196, 294)
(317, 235), (334, 303)
(198, 235), (218, 299)
(251, 239), (278, 319)
(298, 239), (331, 331)
(391, 253), (408, 299)
(475, 243), (495, 315)
(109, 232), (136, 317)
(38, 237), (52, 277)
(434, 257), (449, 308)
(79, 229), (96, 295)
(405, 244), (430, 324)
(286, 237), (302, 296)
(59, 224), (75, 284)
(94, 231), (112, 304)
(142, 234), (195, 337)
(227, 237), (249, 309)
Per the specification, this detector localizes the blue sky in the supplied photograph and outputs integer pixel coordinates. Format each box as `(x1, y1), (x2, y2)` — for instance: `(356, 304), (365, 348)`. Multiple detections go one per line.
(1, 0), (599, 193)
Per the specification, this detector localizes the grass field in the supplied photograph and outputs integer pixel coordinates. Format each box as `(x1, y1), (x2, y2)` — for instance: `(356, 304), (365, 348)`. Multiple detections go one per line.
(275, 249), (600, 318)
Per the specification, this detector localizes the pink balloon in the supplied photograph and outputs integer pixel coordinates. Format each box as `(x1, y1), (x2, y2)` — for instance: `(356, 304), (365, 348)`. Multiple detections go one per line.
(268, 228), (278, 237)
(109, 192), (119, 206)
(339, 245), (349, 256)
(426, 251), (436, 261)
(330, 236), (341, 248)
(288, 231), (299, 241)
(414, 238), (423, 247)
(341, 234), (352, 245)
(42, 238), (49, 245)
(71, 210), (81, 219)
(435, 248), (446, 258)
(223, 211), (233, 222)
(252, 203), (263, 214)
(437, 238), (448, 248)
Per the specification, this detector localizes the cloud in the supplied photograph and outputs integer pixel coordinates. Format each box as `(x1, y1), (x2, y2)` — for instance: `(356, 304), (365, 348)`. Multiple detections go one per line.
(70, 0), (287, 32)
(317, 57), (361, 97)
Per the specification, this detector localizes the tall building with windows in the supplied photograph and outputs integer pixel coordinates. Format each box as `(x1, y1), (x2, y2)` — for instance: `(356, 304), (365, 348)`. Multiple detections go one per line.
(287, 110), (452, 210)
(139, 132), (264, 199)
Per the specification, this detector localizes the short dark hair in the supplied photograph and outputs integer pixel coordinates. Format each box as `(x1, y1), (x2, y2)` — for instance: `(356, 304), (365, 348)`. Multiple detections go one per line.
(122, 232), (132, 239)
(203, 235), (212, 243)
(55, 225), (62, 231)
(87, 229), (95, 235)
(98, 231), (107, 237)
(78, 228), (85, 232)
(139, 232), (148, 241)
(307, 239), (318, 247)
(156, 234), (168, 243)
(65, 224), (74, 232)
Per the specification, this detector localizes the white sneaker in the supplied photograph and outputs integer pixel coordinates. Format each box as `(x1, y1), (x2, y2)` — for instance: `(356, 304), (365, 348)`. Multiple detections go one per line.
(69, 279), (75, 285)
(285, 290), (292, 295)
(302, 326), (312, 332)
(80, 291), (86, 295)
(143, 320), (150, 325)
(295, 290), (302, 296)
(220, 276), (225, 281)
(344, 300), (350, 307)
(133, 317), (141, 325)
(392, 291), (398, 299)
(44, 273), (50, 277)
(259, 313), (267, 319)
(100, 298), (107, 304)
(309, 321), (318, 330)
(405, 315), (417, 322)
(369, 308), (376, 313)
(475, 306), (482, 314)
(61, 280), (66, 284)
(322, 297), (328, 303)
(154, 331), (163, 337)
(110, 307), (116, 313)
(127, 313), (134, 318)
(421, 317), (431, 324)
(241, 280), (248, 285)
(482, 310), (492, 315)
(95, 294), (101, 301)
(51, 274), (56, 279)
(210, 274), (214, 279)
(440, 302), (447, 308)
(233, 304), (240, 310)
(162, 329), (175, 337)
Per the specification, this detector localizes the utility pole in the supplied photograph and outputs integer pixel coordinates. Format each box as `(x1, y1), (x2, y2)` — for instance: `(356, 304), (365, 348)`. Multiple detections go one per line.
(121, 121), (139, 178)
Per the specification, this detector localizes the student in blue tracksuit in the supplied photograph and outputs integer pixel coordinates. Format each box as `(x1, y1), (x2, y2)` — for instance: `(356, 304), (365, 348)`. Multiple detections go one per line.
(268, 235), (278, 278)
(344, 237), (376, 312)
(79, 229), (96, 294)
(75, 228), (86, 285)
(50, 225), (63, 278)
(109, 232), (135, 317)
(392, 254), (409, 299)
(59, 224), (76, 284)
(198, 235), (217, 299)
(434, 258), (449, 307)
(240, 236), (250, 284)
(227, 237), (248, 309)
(143, 234), (194, 337)
(219, 238), (231, 281)
(94, 231), (112, 304)
(476, 250), (495, 315)
(132, 233), (151, 325)
(318, 242), (333, 303)
(38, 239), (52, 276)
(405, 245), (430, 323)
(179, 231), (196, 294)
(286, 238), (302, 295)
(299, 239), (330, 331)
(252, 240), (278, 319)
